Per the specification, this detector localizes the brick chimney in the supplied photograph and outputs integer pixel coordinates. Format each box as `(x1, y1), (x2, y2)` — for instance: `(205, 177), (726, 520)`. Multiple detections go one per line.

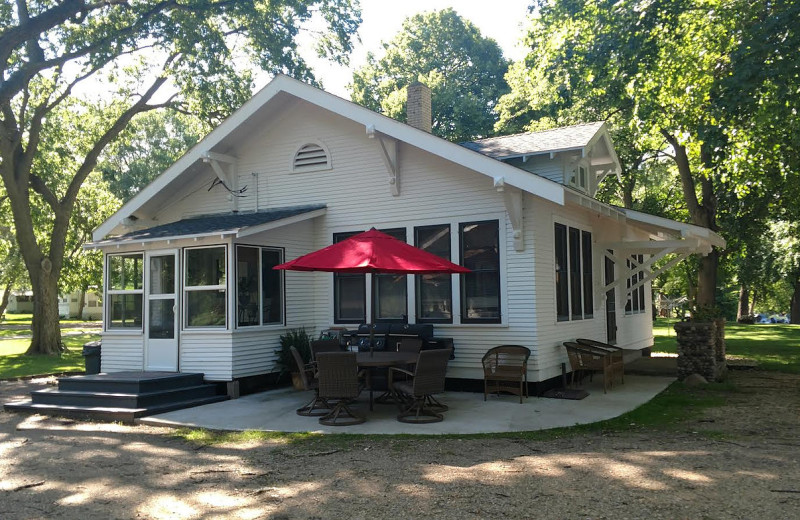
(406, 82), (432, 132)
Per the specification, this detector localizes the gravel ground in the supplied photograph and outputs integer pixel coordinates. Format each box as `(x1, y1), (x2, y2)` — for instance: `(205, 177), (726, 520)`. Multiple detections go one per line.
(1, 370), (799, 520)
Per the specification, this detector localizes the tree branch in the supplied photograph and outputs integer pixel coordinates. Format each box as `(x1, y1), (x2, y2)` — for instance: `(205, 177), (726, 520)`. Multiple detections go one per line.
(62, 72), (171, 211)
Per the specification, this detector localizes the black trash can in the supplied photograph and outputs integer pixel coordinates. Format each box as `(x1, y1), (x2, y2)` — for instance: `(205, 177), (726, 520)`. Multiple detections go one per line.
(82, 341), (101, 375)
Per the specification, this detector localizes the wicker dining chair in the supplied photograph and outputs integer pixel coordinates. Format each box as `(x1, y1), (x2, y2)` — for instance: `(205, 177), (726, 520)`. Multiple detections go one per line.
(482, 345), (531, 403)
(315, 352), (365, 426)
(290, 346), (330, 417)
(389, 348), (451, 423)
(310, 339), (342, 363)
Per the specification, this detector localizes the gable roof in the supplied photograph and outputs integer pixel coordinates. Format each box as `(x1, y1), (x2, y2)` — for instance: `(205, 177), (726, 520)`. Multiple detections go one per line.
(87, 204), (326, 247)
(460, 122), (606, 159)
(94, 75), (570, 241)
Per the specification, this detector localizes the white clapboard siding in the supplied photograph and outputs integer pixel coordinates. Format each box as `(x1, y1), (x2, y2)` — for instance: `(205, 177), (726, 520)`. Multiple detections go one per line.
(504, 154), (566, 184)
(180, 331), (233, 381)
(98, 97), (656, 384)
(100, 333), (144, 372)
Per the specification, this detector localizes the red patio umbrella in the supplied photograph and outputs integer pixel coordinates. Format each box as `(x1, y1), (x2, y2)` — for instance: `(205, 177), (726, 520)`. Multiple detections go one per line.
(273, 228), (471, 274)
(274, 228), (470, 355)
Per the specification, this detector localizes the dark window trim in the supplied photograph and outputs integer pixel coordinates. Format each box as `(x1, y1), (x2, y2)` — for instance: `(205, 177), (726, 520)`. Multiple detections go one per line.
(333, 231), (366, 324)
(235, 244), (285, 328)
(554, 223), (594, 323)
(371, 227), (408, 323)
(414, 224), (454, 324)
(459, 220), (501, 324)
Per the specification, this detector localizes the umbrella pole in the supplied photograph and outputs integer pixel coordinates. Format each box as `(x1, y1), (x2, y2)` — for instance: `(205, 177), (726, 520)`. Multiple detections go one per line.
(369, 323), (374, 357)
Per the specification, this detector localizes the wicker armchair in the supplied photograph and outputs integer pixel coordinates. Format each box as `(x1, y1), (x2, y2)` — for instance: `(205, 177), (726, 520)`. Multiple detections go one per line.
(563, 341), (623, 393)
(315, 352), (365, 426)
(290, 346), (330, 416)
(482, 345), (531, 403)
(576, 338), (624, 386)
(389, 348), (451, 423)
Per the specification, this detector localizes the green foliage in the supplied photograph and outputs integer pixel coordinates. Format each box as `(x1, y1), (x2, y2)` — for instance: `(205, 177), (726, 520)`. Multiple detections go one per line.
(0, 333), (100, 379)
(653, 318), (800, 373)
(99, 111), (204, 202)
(275, 328), (312, 376)
(349, 8), (509, 141)
(0, 0), (361, 354)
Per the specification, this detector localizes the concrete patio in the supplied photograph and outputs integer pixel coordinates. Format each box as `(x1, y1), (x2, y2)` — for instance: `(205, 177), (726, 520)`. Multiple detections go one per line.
(139, 374), (675, 434)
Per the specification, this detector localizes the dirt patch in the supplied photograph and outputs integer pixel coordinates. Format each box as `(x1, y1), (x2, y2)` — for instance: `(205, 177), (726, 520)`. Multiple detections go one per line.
(2, 370), (799, 519)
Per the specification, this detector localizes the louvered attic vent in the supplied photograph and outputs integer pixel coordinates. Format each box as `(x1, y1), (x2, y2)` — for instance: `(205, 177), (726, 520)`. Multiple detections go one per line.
(293, 143), (331, 172)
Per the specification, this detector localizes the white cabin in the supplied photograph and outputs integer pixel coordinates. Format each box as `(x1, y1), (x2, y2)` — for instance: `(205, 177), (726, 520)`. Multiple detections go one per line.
(88, 75), (723, 389)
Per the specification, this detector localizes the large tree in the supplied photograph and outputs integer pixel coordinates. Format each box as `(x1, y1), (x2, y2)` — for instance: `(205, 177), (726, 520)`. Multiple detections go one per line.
(349, 8), (509, 142)
(99, 110), (204, 202)
(0, 0), (361, 355)
(500, 0), (798, 310)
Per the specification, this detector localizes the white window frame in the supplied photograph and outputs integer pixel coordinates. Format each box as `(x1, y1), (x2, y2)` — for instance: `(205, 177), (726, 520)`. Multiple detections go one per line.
(105, 252), (144, 331)
(184, 245), (228, 330)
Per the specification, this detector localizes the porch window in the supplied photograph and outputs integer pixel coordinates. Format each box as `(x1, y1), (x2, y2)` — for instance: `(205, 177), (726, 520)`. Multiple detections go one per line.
(107, 253), (143, 329)
(415, 224), (453, 323)
(236, 245), (284, 327)
(625, 254), (646, 315)
(460, 220), (500, 323)
(185, 246), (227, 328)
(333, 231), (365, 323)
(554, 223), (593, 322)
(372, 228), (407, 322)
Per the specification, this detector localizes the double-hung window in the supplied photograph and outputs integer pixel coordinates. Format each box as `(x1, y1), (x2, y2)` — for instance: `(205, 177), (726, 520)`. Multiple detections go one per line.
(460, 220), (500, 323)
(554, 223), (593, 321)
(333, 231), (366, 323)
(185, 246), (227, 328)
(236, 245), (284, 327)
(107, 253), (143, 329)
(372, 228), (408, 322)
(415, 224), (453, 323)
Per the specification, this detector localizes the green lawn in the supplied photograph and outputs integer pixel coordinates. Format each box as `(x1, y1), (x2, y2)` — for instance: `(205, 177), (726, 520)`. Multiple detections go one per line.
(0, 333), (99, 379)
(1, 313), (100, 325)
(653, 318), (800, 373)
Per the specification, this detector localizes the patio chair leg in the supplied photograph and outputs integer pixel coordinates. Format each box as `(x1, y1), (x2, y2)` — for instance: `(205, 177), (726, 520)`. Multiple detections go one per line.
(319, 400), (365, 426)
(296, 393), (331, 417)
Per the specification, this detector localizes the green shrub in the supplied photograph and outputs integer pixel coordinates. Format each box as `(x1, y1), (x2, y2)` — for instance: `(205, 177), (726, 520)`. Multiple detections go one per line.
(274, 328), (311, 378)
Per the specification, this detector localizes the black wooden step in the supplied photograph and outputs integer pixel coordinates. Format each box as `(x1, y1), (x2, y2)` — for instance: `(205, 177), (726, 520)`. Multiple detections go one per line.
(3, 370), (229, 423)
(57, 371), (205, 394)
(30, 384), (220, 409)
(4, 394), (229, 423)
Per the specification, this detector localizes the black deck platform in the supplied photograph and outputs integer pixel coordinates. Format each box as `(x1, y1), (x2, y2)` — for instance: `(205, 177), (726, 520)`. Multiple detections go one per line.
(3, 371), (229, 423)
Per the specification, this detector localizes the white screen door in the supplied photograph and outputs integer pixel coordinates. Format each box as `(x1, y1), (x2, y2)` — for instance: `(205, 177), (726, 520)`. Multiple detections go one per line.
(145, 250), (179, 371)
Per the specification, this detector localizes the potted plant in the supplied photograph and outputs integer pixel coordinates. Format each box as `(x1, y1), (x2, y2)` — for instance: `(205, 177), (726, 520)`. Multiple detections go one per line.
(275, 328), (312, 389)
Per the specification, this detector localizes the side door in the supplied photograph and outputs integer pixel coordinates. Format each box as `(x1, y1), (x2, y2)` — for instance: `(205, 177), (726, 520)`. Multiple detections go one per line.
(145, 250), (179, 371)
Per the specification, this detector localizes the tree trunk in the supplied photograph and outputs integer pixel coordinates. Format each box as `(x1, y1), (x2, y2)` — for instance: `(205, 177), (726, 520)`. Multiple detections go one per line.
(25, 261), (64, 355)
(791, 274), (800, 325)
(697, 248), (719, 308)
(77, 288), (86, 320)
(663, 131), (719, 308)
(750, 290), (758, 315)
(0, 280), (12, 317)
(737, 285), (749, 321)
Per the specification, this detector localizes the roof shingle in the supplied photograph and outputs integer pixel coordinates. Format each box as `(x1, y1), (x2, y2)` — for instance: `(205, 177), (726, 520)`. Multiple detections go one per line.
(461, 122), (605, 159)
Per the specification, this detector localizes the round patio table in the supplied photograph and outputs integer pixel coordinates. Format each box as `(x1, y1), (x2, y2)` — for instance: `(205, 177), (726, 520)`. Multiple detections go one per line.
(356, 351), (418, 411)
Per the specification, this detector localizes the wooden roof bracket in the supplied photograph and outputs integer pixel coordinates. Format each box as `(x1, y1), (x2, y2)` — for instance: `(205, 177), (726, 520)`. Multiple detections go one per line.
(495, 177), (524, 251)
(367, 124), (399, 196)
